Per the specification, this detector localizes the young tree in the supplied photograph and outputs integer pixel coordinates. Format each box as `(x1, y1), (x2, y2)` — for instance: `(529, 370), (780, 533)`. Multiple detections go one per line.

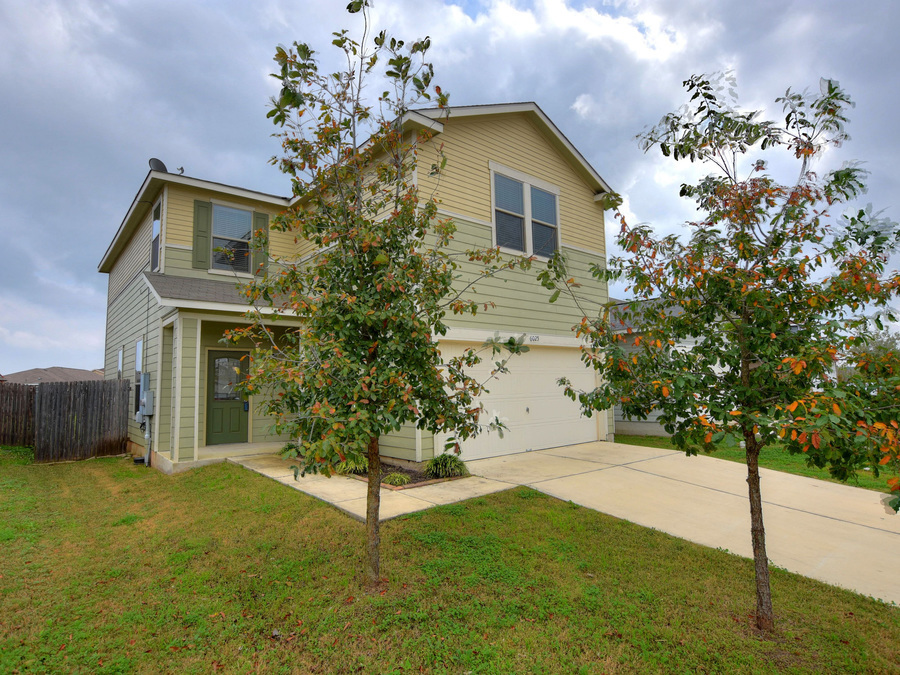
(542, 74), (900, 630)
(228, 1), (527, 583)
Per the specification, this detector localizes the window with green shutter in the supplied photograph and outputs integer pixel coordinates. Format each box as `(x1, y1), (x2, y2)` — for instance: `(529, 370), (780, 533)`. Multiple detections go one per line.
(193, 200), (268, 274)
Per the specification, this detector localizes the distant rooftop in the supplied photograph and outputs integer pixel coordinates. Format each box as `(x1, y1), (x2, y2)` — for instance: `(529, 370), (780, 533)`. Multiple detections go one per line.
(2, 367), (105, 385)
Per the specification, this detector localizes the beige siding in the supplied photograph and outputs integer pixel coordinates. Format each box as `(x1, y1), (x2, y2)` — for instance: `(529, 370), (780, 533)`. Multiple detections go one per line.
(104, 273), (165, 447)
(417, 114), (606, 255)
(379, 424), (418, 463)
(442, 218), (607, 336)
(163, 184), (297, 272)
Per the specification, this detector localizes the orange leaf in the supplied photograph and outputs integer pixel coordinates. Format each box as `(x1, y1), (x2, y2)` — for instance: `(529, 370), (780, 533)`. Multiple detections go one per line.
(704, 432), (713, 444)
(880, 455), (891, 466)
(791, 429), (798, 441)
(729, 410), (741, 416)
(811, 431), (821, 450)
(661, 386), (670, 398)
(832, 403), (841, 416)
(787, 401), (798, 413)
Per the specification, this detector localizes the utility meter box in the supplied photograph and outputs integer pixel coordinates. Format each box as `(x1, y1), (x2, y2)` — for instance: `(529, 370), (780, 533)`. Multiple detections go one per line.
(139, 372), (154, 416)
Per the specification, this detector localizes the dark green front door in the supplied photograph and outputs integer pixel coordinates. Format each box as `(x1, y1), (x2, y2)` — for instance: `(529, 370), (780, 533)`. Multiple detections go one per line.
(207, 351), (248, 445)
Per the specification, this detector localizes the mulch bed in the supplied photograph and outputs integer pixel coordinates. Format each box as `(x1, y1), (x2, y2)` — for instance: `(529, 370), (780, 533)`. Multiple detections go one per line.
(350, 463), (468, 490)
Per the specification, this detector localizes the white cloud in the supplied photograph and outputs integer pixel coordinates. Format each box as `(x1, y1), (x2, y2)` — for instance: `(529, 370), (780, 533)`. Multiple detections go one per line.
(0, 298), (105, 372)
(0, 0), (898, 373)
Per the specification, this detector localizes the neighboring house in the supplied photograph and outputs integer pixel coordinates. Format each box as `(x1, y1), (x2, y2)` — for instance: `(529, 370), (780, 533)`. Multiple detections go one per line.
(99, 102), (614, 472)
(2, 367), (105, 386)
(609, 299), (692, 437)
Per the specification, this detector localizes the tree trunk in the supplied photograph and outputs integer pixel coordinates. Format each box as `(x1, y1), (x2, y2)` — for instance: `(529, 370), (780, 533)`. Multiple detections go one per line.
(745, 434), (774, 631)
(365, 435), (382, 584)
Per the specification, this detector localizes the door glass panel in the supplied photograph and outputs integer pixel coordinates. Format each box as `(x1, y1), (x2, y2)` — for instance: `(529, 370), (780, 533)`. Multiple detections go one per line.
(213, 356), (243, 401)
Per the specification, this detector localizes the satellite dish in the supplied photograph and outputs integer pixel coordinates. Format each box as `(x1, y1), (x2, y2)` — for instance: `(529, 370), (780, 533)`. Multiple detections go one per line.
(148, 158), (168, 173)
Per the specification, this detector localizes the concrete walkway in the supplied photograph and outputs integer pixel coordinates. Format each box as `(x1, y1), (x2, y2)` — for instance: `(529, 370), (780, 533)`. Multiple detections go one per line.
(230, 453), (510, 521)
(231, 441), (900, 604)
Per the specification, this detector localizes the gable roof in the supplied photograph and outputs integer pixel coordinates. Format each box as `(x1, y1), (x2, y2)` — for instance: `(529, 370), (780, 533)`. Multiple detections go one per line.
(100, 103), (611, 274)
(413, 102), (612, 197)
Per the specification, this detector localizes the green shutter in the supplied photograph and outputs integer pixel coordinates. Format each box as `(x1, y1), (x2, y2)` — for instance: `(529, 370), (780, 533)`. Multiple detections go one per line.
(192, 200), (212, 269)
(252, 211), (269, 275)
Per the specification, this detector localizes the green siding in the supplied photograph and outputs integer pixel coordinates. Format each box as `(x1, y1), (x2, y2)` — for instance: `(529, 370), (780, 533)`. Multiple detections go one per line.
(177, 318), (199, 461)
(380, 423), (418, 463)
(156, 325), (174, 455)
(104, 271), (165, 450)
(420, 429), (435, 461)
(197, 318), (293, 447)
(441, 218), (607, 336)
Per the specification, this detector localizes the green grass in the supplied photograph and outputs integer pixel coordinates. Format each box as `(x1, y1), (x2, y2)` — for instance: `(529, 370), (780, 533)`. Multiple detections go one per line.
(615, 434), (897, 494)
(1, 445), (898, 673)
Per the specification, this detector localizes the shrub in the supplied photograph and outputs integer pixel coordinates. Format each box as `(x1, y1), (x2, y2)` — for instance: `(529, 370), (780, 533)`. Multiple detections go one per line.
(335, 454), (369, 476)
(382, 472), (411, 487)
(424, 453), (469, 479)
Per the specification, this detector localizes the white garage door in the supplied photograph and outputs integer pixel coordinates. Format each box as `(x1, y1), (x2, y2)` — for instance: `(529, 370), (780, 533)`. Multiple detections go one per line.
(436, 342), (602, 461)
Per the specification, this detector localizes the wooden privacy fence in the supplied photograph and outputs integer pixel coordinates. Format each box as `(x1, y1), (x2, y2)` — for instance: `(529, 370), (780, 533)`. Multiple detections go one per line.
(0, 379), (131, 462)
(0, 382), (36, 446)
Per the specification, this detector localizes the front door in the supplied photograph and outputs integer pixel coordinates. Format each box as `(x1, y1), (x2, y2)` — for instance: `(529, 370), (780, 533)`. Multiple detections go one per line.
(206, 351), (249, 445)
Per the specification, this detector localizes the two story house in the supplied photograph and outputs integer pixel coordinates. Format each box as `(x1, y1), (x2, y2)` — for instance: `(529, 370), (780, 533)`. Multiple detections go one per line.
(99, 102), (614, 473)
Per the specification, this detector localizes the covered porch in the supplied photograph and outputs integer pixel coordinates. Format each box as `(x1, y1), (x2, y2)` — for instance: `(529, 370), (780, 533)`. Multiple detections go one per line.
(150, 310), (296, 471)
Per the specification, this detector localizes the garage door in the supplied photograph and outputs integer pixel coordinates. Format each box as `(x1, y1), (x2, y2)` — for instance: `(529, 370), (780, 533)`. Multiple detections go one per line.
(435, 342), (602, 461)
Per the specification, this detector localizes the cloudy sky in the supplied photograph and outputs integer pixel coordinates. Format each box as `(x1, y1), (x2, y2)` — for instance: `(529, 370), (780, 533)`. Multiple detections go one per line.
(1, 0), (898, 374)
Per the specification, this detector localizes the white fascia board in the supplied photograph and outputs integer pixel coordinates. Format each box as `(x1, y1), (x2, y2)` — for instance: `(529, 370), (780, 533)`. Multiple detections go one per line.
(153, 297), (293, 315)
(141, 273), (164, 305)
(440, 326), (582, 348)
(400, 110), (445, 134)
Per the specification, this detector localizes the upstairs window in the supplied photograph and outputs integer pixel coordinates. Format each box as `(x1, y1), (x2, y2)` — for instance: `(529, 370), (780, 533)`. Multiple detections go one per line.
(151, 202), (161, 272)
(211, 204), (252, 273)
(494, 174), (526, 252)
(192, 200), (269, 275)
(530, 187), (558, 257)
(492, 165), (559, 258)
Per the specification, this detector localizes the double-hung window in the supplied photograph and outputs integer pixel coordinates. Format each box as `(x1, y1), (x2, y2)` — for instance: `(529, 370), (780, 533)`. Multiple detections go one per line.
(492, 163), (560, 258)
(211, 204), (253, 274)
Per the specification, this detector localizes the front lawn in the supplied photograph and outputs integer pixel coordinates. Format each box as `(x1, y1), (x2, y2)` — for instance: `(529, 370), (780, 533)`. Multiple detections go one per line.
(614, 434), (896, 494)
(1, 445), (898, 673)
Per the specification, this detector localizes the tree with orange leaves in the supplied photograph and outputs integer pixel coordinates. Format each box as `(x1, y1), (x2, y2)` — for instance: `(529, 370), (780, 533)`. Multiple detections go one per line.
(541, 74), (900, 631)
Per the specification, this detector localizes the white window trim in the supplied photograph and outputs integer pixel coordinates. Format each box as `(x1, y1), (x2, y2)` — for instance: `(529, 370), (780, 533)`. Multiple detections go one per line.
(160, 186), (168, 272)
(489, 161), (561, 259)
(150, 198), (163, 273)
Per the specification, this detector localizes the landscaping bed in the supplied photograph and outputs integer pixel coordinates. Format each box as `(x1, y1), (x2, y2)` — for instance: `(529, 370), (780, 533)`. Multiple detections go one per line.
(349, 462), (468, 490)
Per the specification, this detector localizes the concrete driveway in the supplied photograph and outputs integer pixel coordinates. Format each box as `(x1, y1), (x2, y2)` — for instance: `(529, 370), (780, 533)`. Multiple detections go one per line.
(468, 441), (900, 605)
